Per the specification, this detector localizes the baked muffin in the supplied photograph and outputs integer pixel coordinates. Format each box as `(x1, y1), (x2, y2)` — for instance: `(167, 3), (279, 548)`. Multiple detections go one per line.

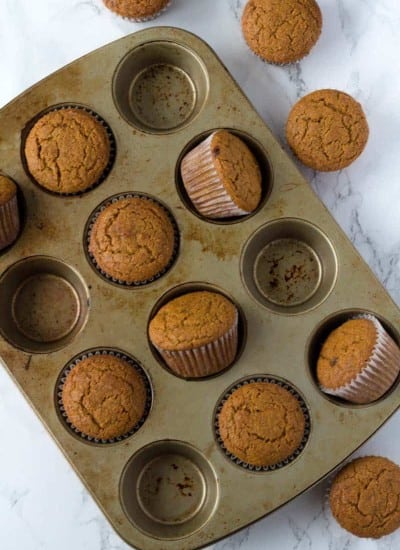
(218, 382), (305, 467)
(330, 456), (400, 538)
(0, 175), (20, 250)
(149, 291), (238, 378)
(181, 130), (262, 219)
(286, 89), (369, 171)
(61, 353), (147, 440)
(89, 196), (176, 284)
(103, 0), (170, 21)
(241, 0), (322, 64)
(316, 316), (400, 404)
(24, 108), (111, 194)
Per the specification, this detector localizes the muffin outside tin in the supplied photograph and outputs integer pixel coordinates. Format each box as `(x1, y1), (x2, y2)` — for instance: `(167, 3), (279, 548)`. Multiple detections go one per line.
(1, 27), (400, 550)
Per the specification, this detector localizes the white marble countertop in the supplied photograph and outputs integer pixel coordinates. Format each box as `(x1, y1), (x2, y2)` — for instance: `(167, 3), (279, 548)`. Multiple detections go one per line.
(1, 1), (400, 549)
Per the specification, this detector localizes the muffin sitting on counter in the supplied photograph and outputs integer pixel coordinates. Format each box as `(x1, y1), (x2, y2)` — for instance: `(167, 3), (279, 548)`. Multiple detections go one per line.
(149, 290), (239, 378)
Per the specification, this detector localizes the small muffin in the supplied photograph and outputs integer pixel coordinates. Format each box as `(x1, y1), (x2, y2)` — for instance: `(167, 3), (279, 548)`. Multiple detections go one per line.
(316, 316), (400, 404)
(62, 354), (147, 440)
(149, 291), (238, 378)
(181, 130), (262, 219)
(24, 108), (111, 194)
(242, 0), (322, 64)
(330, 456), (400, 538)
(0, 175), (20, 250)
(218, 382), (305, 467)
(89, 196), (176, 284)
(103, 0), (170, 21)
(286, 89), (369, 171)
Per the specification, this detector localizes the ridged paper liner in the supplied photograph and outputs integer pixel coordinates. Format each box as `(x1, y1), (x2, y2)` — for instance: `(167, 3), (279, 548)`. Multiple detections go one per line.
(0, 194), (20, 250)
(104, 0), (171, 22)
(155, 310), (239, 378)
(85, 192), (180, 287)
(214, 376), (311, 472)
(23, 104), (116, 197)
(181, 133), (251, 219)
(56, 348), (152, 444)
(320, 314), (400, 404)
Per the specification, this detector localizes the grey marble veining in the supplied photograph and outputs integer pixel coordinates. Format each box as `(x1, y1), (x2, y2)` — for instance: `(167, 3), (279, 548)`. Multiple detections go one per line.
(1, 1), (400, 549)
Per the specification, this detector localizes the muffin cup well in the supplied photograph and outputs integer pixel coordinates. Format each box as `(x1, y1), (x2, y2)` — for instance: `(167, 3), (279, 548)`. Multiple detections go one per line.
(104, 0), (171, 22)
(0, 194), (20, 250)
(214, 376), (311, 472)
(154, 311), (238, 378)
(85, 192), (180, 287)
(181, 133), (251, 219)
(56, 349), (152, 444)
(22, 104), (116, 197)
(320, 314), (400, 404)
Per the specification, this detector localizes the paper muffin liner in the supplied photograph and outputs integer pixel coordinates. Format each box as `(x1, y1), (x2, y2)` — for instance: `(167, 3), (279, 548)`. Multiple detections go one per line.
(0, 193), (20, 250)
(154, 310), (239, 378)
(56, 348), (152, 444)
(181, 132), (253, 219)
(23, 104), (116, 197)
(214, 376), (311, 472)
(85, 192), (180, 287)
(104, 0), (171, 22)
(320, 314), (400, 404)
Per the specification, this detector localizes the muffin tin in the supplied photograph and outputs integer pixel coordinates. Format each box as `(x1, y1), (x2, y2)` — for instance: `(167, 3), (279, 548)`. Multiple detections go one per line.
(0, 27), (399, 549)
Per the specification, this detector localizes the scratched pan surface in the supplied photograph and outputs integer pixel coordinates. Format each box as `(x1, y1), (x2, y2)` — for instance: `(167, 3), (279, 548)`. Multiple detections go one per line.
(0, 27), (400, 550)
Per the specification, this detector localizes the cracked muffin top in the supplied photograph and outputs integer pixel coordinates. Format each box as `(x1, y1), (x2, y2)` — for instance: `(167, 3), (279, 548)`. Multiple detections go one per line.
(241, 0), (322, 64)
(89, 196), (176, 284)
(0, 175), (17, 205)
(316, 318), (377, 390)
(24, 108), (110, 194)
(103, 0), (170, 19)
(330, 456), (400, 538)
(286, 89), (369, 171)
(61, 354), (147, 440)
(149, 291), (238, 351)
(218, 382), (305, 467)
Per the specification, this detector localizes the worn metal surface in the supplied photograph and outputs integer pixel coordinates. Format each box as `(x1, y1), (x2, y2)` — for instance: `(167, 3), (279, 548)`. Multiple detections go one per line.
(0, 27), (399, 550)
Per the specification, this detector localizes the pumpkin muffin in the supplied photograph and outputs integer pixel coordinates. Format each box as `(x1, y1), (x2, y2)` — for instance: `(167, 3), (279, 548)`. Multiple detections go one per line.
(218, 382), (306, 467)
(316, 316), (400, 404)
(181, 130), (262, 219)
(330, 456), (400, 538)
(286, 89), (369, 171)
(149, 291), (239, 378)
(89, 196), (176, 284)
(0, 175), (20, 250)
(103, 0), (170, 21)
(61, 353), (147, 440)
(241, 0), (322, 64)
(24, 108), (111, 194)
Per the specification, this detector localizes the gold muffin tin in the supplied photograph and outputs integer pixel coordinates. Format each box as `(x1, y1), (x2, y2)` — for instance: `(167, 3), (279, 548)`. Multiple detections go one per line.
(0, 27), (399, 549)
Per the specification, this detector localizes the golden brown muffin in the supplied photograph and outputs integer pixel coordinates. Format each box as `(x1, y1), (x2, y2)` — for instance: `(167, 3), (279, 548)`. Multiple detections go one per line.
(62, 354), (147, 440)
(89, 196), (176, 284)
(181, 130), (262, 219)
(330, 456), (400, 538)
(218, 382), (305, 467)
(149, 291), (239, 378)
(0, 175), (20, 250)
(286, 89), (369, 171)
(317, 319), (376, 390)
(24, 108), (111, 194)
(241, 0), (322, 64)
(103, 0), (170, 20)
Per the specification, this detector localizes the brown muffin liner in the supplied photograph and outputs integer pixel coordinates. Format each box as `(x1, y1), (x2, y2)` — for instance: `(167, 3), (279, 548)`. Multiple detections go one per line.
(320, 314), (400, 404)
(181, 132), (252, 219)
(85, 192), (180, 287)
(104, 0), (171, 22)
(0, 194), (20, 250)
(154, 310), (238, 378)
(23, 104), (116, 197)
(214, 376), (311, 472)
(56, 348), (152, 444)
